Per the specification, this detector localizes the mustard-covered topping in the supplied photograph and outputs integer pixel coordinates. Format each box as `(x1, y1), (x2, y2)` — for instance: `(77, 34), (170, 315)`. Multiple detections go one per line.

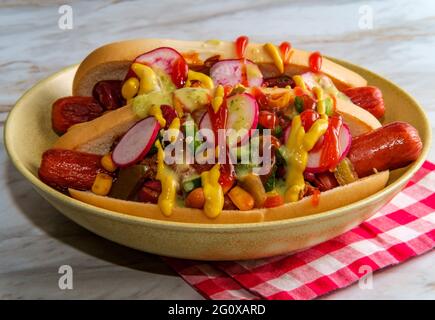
(173, 87), (211, 113)
(155, 140), (178, 216)
(313, 86), (326, 115)
(133, 91), (172, 118)
(264, 43), (284, 74)
(149, 105), (166, 128)
(212, 85), (224, 112)
(168, 117), (180, 143)
(121, 77), (139, 101)
(284, 115), (328, 202)
(186, 70), (214, 89)
(292, 75), (307, 91)
(201, 164), (224, 218)
(131, 63), (160, 95)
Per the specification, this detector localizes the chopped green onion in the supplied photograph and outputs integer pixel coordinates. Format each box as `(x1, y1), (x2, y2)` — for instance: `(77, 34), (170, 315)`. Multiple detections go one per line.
(294, 96), (304, 113)
(273, 125), (283, 138)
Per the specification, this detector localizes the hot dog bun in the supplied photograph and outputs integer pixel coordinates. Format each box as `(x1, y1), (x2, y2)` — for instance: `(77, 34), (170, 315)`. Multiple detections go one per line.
(73, 39), (367, 96)
(53, 104), (138, 154)
(58, 93), (389, 223)
(69, 170), (388, 224)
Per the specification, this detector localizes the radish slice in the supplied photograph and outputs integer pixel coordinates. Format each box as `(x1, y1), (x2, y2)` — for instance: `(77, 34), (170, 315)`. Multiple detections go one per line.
(210, 59), (263, 87)
(226, 93), (259, 145)
(283, 125), (291, 143)
(301, 72), (334, 90)
(199, 93), (259, 145)
(300, 72), (318, 90)
(135, 47), (185, 75)
(112, 117), (160, 168)
(126, 47), (188, 88)
(305, 124), (351, 173)
(199, 112), (212, 130)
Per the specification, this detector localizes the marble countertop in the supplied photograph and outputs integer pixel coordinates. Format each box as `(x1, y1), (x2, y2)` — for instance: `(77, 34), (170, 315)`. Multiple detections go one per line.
(1, 0), (434, 299)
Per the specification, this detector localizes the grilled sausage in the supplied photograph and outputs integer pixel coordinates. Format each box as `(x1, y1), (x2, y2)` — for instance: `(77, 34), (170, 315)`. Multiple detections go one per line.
(348, 121), (422, 177)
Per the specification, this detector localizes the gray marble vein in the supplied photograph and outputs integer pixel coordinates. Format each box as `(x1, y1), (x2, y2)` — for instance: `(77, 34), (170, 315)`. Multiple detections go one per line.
(0, 0), (434, 299)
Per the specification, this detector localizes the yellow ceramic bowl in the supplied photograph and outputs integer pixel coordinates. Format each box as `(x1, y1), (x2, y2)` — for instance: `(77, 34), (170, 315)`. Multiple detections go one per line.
(4, 61), (431, 261)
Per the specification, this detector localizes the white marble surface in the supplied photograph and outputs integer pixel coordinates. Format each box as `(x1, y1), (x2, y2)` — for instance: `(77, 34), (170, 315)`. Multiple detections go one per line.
(1, 0), (434, 299)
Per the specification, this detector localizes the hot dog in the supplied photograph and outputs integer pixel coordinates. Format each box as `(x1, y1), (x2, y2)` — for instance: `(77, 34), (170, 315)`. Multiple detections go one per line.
(343, 86), (385, 119)
(37, 37), (423, 224)
(39, 149), (109, 191)
(52, 97), (103, 134)
(348, 121), (422, 177)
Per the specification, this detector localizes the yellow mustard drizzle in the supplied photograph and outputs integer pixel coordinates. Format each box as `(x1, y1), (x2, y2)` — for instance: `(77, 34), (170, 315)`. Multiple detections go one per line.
(121, 77), (139, 100)
(173, 98), (184, 118)
(212, 85), (224, 112)
(155, 140), (178, 216)
(149, 105), (166, 128)
(168, 117), (180, 143)
(264, 43), (284, 74)
(292, 75), (307, 91)
(186, 70), (214, 89)
(201, 164), (224, 218)
(205, 39), (222, 46)
(284, 115), (328, 202)
(313, 86), (326, 115)
(131, 63), (160, 95)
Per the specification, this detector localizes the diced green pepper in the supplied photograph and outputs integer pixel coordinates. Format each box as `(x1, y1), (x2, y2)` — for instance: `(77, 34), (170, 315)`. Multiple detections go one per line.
(182, 175), (202, 193)
(273, 125), (283, 138)
(276, 145), (289, 165)
(263, 167), (277, 192)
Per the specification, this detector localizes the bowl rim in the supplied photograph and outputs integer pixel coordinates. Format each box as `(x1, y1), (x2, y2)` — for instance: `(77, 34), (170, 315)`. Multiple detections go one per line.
(4, 60), (432, 232)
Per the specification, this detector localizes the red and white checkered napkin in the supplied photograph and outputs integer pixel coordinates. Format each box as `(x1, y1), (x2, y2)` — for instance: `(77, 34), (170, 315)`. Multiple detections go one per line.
(164, 161), (435, 300)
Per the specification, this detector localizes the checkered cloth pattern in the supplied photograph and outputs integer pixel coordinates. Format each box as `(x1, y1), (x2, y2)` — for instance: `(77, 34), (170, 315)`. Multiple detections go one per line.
(164, 161), (435, 300)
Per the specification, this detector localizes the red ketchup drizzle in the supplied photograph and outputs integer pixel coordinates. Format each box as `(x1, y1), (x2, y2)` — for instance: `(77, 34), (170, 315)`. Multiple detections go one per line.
(171, 57), (189, 88)
(309, 51), (322, 73)
(235, 36), (249, 86)
(279, 41), (292, 64)
(311, 189), (320, 206)
(219, 162), (235, 193)
(235, 36), (249, 58)
(207, 99), (228, 145)
(319, 115), (343, 171)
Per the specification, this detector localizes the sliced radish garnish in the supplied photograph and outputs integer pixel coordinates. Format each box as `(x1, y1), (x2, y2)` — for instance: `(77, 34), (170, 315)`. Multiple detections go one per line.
(135, 47), (184, 75)
(301, 72), (334, 90)
(305, 124), (351, 173)
(210, 59), (263, 87)
(127, 47), (188, 88)
(112, 117), (160, 168)
(199, 93), (259, 145)
(199, 112), (212, 130)
(283, 125), (291, 143)
(300, 72), (318, 90)
(226, 93), (259, 145)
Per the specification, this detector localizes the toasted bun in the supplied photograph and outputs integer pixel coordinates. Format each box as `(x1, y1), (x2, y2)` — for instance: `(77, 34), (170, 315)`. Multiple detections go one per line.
(73, 38), (367, 96)
(69, 170), (388, 224)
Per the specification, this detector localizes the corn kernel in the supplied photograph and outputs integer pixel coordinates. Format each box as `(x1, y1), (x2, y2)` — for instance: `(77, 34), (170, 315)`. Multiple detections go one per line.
(101, 154), (117, 172)
(92, 173), (113, 196)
